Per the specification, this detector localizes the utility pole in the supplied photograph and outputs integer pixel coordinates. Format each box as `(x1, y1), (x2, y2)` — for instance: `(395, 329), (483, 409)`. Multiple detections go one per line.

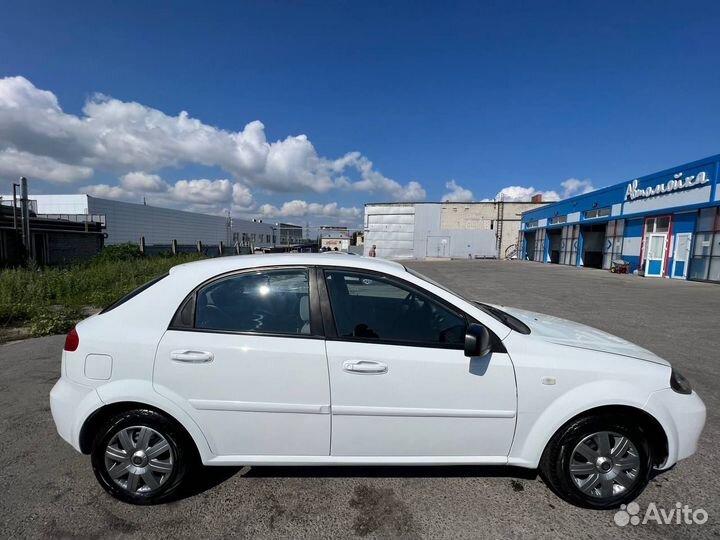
(495, 194), (505, 258)
(12, 182), (19, 232)
(19, 177), (32, 260)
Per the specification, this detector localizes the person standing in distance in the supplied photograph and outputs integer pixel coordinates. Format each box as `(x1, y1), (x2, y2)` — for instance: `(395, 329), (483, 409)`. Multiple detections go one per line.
(368, 244), (377, 257)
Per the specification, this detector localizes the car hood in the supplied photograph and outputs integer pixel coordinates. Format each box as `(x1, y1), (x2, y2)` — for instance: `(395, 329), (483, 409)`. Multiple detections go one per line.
(496, 305), (670, 366)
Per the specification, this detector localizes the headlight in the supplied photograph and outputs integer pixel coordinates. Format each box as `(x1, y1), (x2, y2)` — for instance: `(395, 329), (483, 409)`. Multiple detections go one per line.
(670, 369), (692, 395)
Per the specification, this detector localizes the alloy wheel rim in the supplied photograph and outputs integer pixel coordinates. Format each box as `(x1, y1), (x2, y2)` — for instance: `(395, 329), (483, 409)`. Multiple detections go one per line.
(569, 430), (641, 498)
(104, 426), (174, 494)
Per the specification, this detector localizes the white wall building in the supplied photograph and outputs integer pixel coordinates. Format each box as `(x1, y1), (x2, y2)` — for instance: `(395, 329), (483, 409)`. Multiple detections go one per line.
(319, 231), (351, 251)
(18, 194), (276, 248)
(364, 201), (547, 260)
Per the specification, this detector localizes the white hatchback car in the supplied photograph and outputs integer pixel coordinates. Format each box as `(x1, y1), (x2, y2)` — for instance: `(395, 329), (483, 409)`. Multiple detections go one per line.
(50, 254), (705, 508)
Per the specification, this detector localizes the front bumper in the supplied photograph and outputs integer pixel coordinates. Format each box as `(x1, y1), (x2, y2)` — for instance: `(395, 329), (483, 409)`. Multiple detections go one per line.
(49, 377), (103, 453)
(644, 388), (706, 469)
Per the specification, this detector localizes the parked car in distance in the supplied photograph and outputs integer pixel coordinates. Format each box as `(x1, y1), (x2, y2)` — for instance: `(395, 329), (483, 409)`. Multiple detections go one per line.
(50, 254), (705, 507)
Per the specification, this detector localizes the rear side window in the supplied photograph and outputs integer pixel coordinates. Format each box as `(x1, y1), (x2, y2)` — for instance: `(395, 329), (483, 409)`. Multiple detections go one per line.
(194, 269), (311, 335)
(100, 273), (168, 314)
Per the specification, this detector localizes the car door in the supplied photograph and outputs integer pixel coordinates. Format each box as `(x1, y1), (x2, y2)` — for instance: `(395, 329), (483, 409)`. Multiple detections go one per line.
(320, 268), (517, 459)
(154, 266), (331, 457)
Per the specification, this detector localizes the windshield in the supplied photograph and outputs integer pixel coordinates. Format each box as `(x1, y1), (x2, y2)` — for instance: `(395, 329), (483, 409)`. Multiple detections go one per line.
(405, 267), (531, 335)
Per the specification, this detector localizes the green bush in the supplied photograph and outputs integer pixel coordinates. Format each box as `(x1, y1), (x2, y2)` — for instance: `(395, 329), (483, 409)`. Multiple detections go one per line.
(91, 243), (143, 263)
(29, 308), (81, 337)
(0, 252), (204, 334)
(0, 302), (35, 325)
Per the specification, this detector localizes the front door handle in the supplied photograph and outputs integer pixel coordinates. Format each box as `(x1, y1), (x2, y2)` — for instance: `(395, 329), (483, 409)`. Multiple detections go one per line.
(170, 350), (214, 363)
(342, 360), (388, 374)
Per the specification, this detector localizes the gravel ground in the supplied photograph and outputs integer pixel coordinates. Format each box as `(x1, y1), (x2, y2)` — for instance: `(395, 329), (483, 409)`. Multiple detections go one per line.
(0, 259), (717, 539)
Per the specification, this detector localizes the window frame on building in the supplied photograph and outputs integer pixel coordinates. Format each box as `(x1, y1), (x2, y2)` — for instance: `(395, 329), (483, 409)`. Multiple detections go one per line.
(688, 207), (720, 283)
(603, 219), (625, 269)
(533, 228), (546, 262)
(583, 207), (611, 220)
(560, 224), (579, 265)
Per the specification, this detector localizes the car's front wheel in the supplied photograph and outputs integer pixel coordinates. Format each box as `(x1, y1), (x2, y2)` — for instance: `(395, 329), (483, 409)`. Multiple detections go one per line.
(90, 409), (194, 505)
(540, 414), (653, 509)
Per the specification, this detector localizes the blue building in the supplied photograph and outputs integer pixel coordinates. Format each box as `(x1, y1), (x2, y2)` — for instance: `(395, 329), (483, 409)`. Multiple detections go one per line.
(520, 154), (720, 283)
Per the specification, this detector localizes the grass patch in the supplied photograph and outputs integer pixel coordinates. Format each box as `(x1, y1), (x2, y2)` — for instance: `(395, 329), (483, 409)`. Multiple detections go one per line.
(0, 245), (203, 336)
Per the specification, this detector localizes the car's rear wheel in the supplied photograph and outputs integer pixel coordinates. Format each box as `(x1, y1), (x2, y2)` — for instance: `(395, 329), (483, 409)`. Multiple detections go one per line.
(540, 414), (653, 509)
(90, 409), (193, 505)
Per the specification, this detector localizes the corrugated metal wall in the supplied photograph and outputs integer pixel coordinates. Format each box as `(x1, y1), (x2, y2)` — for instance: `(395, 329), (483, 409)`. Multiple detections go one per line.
(364, 204), (416, 259)
(365, 203), (499, 259)
(22, 194), (277, 248)
(86, 197), (274, 246)
(88, 197), (231, 245)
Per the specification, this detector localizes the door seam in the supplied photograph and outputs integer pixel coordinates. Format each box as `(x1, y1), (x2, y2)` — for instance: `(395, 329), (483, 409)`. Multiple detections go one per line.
(324, 339), (333, 457)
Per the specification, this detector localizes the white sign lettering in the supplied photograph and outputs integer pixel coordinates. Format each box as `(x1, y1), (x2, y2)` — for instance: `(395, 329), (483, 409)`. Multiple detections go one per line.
(625, 171), (710, 201)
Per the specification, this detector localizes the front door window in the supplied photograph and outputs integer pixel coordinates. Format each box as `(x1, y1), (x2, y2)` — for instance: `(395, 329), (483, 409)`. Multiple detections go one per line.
(324, 270), (466, 346)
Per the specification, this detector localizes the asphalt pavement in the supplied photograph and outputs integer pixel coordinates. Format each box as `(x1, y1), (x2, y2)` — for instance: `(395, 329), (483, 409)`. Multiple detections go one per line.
(1, 259), (717, 539)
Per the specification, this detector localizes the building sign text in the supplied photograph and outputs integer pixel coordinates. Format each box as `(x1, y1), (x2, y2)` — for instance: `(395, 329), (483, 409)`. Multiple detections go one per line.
(625, 171), (710, 201)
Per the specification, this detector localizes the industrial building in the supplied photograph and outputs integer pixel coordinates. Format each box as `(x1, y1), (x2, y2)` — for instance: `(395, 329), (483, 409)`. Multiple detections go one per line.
(277, 223), (304, 245)
(0, 201), (104, 266)
(10, 194), (277, 250)
(520, 153), (720, 283)
(364, 200), (547, 259)
(319, 230), (351, 251)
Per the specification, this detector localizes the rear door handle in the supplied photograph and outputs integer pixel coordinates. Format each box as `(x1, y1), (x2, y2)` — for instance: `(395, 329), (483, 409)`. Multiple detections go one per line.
(170, 350), (214, 363)
(342, 360), (388, 374)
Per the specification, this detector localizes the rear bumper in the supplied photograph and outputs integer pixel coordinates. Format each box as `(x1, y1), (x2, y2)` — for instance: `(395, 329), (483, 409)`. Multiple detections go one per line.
(49, 377), (103, 453)
(644, 388), (706, 469)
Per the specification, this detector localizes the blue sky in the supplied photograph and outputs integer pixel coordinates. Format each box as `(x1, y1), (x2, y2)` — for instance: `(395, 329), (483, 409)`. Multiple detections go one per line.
(1, 0), (719, 225)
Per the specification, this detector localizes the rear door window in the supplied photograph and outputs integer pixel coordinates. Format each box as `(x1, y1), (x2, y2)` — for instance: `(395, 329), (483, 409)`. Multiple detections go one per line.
(195, 269), (311, 335)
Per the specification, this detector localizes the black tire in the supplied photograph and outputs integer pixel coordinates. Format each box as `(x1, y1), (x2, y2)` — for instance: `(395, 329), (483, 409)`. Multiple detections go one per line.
(539, 414), (653, 509)
(90, 409), (195, 505)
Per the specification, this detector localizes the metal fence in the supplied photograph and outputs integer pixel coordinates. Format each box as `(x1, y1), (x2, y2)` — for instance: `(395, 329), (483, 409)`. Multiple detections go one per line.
(35, 213), (106, 225)
(139, 243), (252, 258)
(0, 198), (37, 213)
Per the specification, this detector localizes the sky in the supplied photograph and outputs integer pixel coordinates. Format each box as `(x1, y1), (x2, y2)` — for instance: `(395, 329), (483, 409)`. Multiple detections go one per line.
(1, 0), (719, 227)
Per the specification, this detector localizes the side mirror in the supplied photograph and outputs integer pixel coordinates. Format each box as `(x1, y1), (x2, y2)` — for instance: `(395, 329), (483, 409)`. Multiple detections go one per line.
(464, 323), (492, 358)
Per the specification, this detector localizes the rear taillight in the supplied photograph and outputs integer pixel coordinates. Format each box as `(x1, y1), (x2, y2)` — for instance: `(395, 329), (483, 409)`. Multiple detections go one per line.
(64, 327), (79, 352)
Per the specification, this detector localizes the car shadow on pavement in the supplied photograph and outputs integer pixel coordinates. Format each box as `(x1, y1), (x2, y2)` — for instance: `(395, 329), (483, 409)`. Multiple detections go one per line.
(241, 465), (539, 479)
(177, 464), (539, 501)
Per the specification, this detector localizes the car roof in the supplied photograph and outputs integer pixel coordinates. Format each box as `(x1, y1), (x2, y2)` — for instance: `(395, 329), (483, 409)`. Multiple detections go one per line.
(169, 253), (407, 280)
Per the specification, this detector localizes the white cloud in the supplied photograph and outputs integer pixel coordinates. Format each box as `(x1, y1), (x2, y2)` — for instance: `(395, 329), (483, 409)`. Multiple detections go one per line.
(0, 148), (93, 183)
(259, 199), (361, 221)
(84, 174), (254, 211)
(171, 179), (233, 204)
(442, 180), (473, 202)
(83, 183), (129, 200)
(489, 178), (595, 202)
(119, 172), (168, 192)
(0, 76), (425, 202)
(493, 185), (560, 202)
(339, 154), (426, 201)
(560, 177), (595, 197)
(232, 184), (254, 208)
